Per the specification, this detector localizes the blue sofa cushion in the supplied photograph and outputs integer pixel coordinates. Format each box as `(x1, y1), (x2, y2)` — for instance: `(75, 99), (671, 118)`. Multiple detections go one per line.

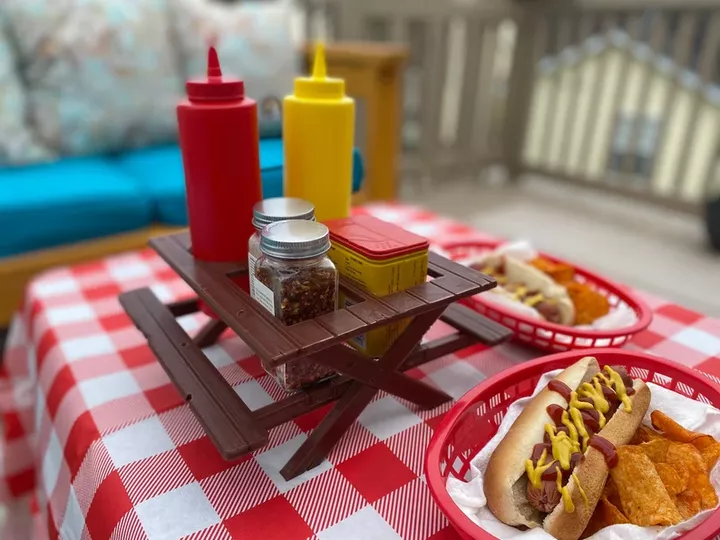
(115, 139), (365, 225)
(0, 158), (152, 258)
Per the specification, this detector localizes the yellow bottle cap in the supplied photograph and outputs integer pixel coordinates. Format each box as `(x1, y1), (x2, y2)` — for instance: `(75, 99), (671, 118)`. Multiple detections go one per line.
(294, 42), (345, 100)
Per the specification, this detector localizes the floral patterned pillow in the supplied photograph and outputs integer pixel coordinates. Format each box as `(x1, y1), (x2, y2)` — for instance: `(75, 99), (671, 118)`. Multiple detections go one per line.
(1, 0), (184, 156)
(170, 0), (299, 138)
(0, 17), (54, 165)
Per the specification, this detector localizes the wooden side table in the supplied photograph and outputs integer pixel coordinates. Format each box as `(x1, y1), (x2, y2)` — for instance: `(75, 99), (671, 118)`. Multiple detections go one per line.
(314, 42), (407, 203)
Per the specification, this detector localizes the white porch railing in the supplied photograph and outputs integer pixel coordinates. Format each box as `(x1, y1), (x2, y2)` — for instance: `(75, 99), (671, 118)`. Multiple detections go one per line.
(300, 0), (720, 214)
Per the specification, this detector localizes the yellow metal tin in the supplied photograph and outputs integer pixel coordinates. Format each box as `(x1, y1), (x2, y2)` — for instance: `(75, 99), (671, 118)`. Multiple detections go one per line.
(328, 241), (428, 357)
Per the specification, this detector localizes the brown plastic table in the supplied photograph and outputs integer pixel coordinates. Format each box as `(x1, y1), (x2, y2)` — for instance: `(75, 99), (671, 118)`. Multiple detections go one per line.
(119, 231), (511, 480)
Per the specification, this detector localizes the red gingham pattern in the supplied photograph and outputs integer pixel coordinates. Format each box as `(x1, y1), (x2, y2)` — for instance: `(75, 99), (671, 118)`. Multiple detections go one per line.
(1, 203), (720, 539)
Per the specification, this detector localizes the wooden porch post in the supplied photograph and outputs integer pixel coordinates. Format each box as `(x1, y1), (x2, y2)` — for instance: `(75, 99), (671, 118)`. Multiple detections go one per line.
(502, 15), (538, 182)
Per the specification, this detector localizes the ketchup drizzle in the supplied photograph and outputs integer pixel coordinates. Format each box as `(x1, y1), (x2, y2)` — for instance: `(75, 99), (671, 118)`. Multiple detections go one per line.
(540, 452), (584, 481)
(546, 404), (565, 425)
(588, 435), (618, 468)
(531, 443), (552, 463)
(602, 385), (619, 404)
(580, 410), (600, 433)
(547, 380), (572, 402)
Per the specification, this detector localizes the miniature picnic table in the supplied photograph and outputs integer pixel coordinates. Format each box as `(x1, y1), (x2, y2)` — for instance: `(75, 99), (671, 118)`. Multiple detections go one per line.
(119, 231), (511, 480)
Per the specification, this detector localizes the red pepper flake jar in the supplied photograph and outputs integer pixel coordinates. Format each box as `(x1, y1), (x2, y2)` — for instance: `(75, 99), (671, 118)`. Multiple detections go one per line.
(254, 220), (338, 391)
(248, 198), (315, 299)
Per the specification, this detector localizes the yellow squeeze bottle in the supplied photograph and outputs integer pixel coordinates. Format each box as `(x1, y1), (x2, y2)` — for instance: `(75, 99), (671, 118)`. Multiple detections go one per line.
(283, 42), (355, 222)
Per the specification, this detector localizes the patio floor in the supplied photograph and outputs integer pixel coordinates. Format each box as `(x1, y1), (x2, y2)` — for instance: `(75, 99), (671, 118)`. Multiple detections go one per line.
(401, 173), (720, 317)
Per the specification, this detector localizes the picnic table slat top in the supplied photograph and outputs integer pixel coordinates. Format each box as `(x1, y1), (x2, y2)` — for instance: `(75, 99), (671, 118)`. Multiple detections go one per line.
(149, 231), (496, 366)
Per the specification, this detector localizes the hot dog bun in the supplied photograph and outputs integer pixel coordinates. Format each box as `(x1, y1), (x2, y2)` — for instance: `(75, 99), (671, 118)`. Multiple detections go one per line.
(544, 378), (650, 540)
(484, 357), (650, 540)
(485, 357), (597, 528)
(463, 253), (576, 325)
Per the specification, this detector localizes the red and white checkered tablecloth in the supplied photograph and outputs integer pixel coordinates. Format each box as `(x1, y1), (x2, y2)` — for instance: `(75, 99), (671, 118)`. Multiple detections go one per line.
(1, 203), (720, 540)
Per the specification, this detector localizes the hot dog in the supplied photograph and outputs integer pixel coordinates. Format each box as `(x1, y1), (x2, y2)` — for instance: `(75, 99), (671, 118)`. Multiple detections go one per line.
(475, 256), (576, 325)
(484, 357), (651, 540)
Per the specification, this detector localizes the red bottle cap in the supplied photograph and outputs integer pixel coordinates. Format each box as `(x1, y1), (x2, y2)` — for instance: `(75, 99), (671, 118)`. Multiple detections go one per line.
(186, 46), (245, 102)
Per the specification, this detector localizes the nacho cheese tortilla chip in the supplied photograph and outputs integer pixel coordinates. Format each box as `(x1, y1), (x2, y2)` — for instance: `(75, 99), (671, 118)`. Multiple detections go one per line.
(650, 411), (720, 470)
(630, 424), (664, 445)
(583, 414), (720, 537)
(638, 438), (671, 463)
(651, 411), (705, 443)
(654, 462), (687, 496)
(610, 446), (683, 526)
(666, 443), (718, 511)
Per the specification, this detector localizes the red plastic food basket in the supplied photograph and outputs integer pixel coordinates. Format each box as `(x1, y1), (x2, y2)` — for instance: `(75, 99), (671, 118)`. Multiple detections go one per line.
(438, 241), (653, 352)
(424, 348), (720, 540)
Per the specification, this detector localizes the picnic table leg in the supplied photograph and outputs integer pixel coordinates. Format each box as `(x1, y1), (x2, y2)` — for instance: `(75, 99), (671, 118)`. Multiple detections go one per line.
(280, 307), (446, 480)
(310, 345), (451, 409)
(167, 297), (200, 317)
(194, 320), (227, 348)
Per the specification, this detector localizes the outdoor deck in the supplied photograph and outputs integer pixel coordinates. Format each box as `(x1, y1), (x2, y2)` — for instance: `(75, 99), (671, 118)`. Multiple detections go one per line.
(302, 0), (720, 316)
(403, 173), (720, 317)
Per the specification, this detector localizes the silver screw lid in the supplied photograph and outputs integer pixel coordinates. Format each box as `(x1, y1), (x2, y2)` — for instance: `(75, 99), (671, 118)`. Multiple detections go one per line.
(260, 220), (331, 260)
(252, 198), (315, 229)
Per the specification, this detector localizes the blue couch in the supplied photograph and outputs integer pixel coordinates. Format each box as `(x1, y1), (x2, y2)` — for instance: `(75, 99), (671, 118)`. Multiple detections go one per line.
(0, 139), (364, 258)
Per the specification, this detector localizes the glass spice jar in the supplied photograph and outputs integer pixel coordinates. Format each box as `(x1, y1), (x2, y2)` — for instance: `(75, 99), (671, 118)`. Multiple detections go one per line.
(249, 198), (315, 298)
(254, 220), (339, 392)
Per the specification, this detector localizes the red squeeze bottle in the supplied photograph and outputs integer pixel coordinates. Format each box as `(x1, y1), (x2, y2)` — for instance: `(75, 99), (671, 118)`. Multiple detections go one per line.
(177, 46), (262, 296)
